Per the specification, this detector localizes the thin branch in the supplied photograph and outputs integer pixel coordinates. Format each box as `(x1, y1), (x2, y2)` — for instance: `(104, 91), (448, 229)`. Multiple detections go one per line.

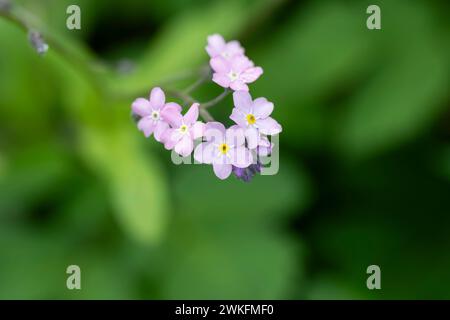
(182, 65), (211, 94)
(201, 89), (230, 109)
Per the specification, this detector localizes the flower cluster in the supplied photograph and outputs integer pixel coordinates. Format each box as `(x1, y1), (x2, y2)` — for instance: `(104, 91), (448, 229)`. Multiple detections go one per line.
(131, 34), (282, 181)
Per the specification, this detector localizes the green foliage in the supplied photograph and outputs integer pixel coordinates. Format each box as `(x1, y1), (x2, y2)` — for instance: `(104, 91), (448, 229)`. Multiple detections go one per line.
(0, 0), (449, 299)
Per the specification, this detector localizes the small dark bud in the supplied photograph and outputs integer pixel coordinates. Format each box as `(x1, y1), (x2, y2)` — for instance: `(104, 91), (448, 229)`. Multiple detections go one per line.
(28, 30), (49, 55)
(131, 111), (141, 124)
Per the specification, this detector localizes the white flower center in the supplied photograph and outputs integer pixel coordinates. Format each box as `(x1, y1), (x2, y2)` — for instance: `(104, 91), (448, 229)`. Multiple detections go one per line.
(228, 71), (239, 81)
(178, 124), (189, 135)
(151, 110), (160, 121)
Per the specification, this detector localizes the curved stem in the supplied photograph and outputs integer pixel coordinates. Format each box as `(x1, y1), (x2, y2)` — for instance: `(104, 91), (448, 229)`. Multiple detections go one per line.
(201, 89), (230, 109)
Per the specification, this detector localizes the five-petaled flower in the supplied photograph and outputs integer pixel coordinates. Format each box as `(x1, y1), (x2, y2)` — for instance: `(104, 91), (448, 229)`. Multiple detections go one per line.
(131, 87), (181, 141)
(230, 91), (282, 149)
(194, 122), (253, 180)
(161, 103), (205, 157)
(210, 55), (263, 92)
(206, 34), (244, 60)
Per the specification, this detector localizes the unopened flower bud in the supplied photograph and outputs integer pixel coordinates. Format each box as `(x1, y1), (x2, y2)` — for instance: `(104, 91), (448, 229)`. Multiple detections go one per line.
(28, 30), (49, 55)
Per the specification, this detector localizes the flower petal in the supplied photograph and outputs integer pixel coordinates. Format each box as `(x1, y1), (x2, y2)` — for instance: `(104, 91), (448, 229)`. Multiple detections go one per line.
(245, 127), (260, 149)
(162, 129), (177, 150)
(232, 91), (252, 112)
(213, 163), (232, 180)
(210, 57), (230, 73)
(230, 80), (249, 91)
(206, 34), (226, 57)
(204, 122), (226, 142)
(229, 108), (248, 128)
(153, 120), (169, 142)
(257, 117), (282, 135)
(226, 41), (244, 56)
(240, 67), (263, 83)
(183, 103), (199, 125)
(212, 73), (231, 88)
(190, 121), (205, 139)
(174, 135), (194, 157)
(149, 87), (165, 110)
(162, 102), (182, 114)
(137, 117), (156, 137)
(194, 142), (215, 164)
(231, 56), (253, 72)
(161, 107), (183, 128)
(225, 127), (246, 147)
(252, 97), (273, 119)
(229, 146), (253, 168)
(132, 98), (151, 117)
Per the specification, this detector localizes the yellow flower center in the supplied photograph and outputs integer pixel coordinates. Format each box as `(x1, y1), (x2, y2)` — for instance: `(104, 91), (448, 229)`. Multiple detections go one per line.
(246, 114), (256, 125)
(218, 143), (229, 155)
(179, 124), (188, 133)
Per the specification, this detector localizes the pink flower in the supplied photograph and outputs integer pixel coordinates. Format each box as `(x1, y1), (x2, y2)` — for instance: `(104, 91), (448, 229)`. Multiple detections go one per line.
(210, 55), (263, 91)
(131, 87), (181, 141)
(257, 134), (273, 156)
(161, 103), (205, 157)
(206, 34), (245, 60)
(230, 91), (282, 147)
(194, 122), (253, 180)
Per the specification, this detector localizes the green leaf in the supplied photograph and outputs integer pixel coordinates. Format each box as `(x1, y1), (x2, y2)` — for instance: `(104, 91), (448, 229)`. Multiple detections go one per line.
(163, 229), (300, 299)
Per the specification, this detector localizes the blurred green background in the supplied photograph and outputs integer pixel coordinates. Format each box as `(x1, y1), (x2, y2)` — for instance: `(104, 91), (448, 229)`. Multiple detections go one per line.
(0, 0), (449, 299)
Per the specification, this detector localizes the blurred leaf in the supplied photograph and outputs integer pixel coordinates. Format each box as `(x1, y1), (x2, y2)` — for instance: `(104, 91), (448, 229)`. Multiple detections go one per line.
(80, 125), (170, 245)
(49, 51), (170, 245)
(107, 0), (278, 97)
(163, 229), (300, 299)
(252, 1), (375, 148)
(336, 44), (448, 159)
(172, 155), (311, 228)
(0, 143), (74, 217)
(335, 0), (449, 159)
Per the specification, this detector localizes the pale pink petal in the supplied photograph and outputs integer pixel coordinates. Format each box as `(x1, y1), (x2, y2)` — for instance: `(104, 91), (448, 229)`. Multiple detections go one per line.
(149, 87), (165, 110)
(230, 108), (248, 128)
(230, 80), (249, 91)
(229, 146), (253, 168)
(245, 128), (260, 149)
(174, 135), (194, 157)
(204, 122), (226, 142)
(194, 142), (215, 164)
(183, 103), (199, 125)
(231, 56), (253, 72)
(161, 107), (183, 128)
(162, 102), (182, 114)
(257, 117), (282, 135)
(252, 97), (273, 119)
(137, 117), (156, 137)
(190, 121), (205, 139)
(162, 129), (177, 150)
(206, 34), (226, 57)
(212, 163), (232, 180)
(210, 57), (230, 73)
(132, 98), (152, 117)
(212, 73), (231, 88)
(153, 120), (169, 142)
(240, 67), (263, 83)
(225, 127), (246, 147)
(226, 41), (244, 56)
(232, 91), (252, 112)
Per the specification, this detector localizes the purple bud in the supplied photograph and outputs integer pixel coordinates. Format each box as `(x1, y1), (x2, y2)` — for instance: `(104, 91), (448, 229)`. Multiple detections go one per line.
(28, 30), (49, 55)
(131, 111), (141, 123)
(232, 162), (262, 183)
